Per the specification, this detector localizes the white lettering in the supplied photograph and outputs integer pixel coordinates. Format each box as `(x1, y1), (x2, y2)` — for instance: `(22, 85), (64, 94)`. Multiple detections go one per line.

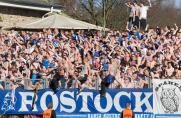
(60, 91), (76, 113)
(17, 90), (153, 114)
(19, 92), (37, 112)
(114, 92), (131, 112)
(40, 91), (58, 110)
(88, 114), (101, 118)
(103, 114), (120, 118)
(135, 114), (153, 118)
(94, 93), (113, 113)
(77, 92), (93, 112)
(133, 92), (152, 112)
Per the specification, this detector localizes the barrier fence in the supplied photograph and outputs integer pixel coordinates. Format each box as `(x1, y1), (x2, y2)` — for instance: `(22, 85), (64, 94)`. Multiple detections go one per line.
(0, 79), (181, 118)
(0, 77), (153, 90)
(0, 79), (48, 90)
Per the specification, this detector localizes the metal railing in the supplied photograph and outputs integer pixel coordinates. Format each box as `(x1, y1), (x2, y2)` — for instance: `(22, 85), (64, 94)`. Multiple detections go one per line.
(0, 78), (49, 90)
(0, 77), (154, 90)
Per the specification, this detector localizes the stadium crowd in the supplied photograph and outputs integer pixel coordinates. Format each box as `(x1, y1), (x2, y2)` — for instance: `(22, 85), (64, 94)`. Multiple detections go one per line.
(0, 25), (181, 90)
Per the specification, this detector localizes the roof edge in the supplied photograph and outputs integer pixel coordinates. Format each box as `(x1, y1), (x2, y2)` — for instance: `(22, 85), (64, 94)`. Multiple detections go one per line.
(0, 1), (61, 12)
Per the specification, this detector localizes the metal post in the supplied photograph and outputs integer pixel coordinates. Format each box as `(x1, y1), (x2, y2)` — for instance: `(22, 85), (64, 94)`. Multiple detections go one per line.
(24, 79), (28, 89)
(95, 77), (99, 90)
(45, 78), (47, 89)
(5, 79), (10, 89)
(148, 77), (152, 88)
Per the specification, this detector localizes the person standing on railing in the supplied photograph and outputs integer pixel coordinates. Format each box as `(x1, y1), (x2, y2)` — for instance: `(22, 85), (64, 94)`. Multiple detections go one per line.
(139, 0), (151, 30)
(125, 2), (135, 30)
(133, 2), (140, 28)
(43, 103), (56, 118)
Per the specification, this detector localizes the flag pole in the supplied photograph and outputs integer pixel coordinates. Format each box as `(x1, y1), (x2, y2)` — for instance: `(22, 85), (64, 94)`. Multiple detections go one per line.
(31, 83), (39, 111)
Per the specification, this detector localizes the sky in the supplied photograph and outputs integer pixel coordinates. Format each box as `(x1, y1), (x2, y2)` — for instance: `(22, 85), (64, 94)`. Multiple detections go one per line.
(174, 0), (181, 9)
(161, 0), (181, 9)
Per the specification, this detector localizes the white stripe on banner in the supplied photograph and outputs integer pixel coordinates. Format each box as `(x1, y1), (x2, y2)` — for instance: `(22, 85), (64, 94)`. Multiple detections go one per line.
(153, 79), (181, 115)
(57, 114), (87, 118)
(155, 114), (181, 118)
(156, 116), (180, 118)
(57, 114), (122, 118)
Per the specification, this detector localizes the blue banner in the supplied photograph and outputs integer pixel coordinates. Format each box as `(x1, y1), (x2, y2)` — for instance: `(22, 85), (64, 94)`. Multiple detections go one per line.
(0, 89), (153, 118)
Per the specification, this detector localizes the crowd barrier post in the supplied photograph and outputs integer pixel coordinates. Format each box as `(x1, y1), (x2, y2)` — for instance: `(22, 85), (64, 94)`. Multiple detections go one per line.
(95, 77), (99, 90)
(5, 79), (11, 90)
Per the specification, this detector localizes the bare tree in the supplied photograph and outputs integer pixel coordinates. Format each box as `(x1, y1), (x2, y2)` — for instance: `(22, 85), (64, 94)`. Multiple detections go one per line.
(79, 0), (122, 26)
(52, 0), (181, 29)
(79, 0), (99, 25)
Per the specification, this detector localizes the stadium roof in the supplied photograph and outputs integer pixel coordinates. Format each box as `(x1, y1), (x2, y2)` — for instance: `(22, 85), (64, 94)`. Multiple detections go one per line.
(0, 0), (62, 12)
(15, 14), (109, 31)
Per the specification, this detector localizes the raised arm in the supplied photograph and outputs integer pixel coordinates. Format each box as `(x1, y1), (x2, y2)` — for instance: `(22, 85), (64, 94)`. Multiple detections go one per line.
(148, 0), (152, 7)
(173, 23), (179, 35)
(125, 2), (131, 8)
